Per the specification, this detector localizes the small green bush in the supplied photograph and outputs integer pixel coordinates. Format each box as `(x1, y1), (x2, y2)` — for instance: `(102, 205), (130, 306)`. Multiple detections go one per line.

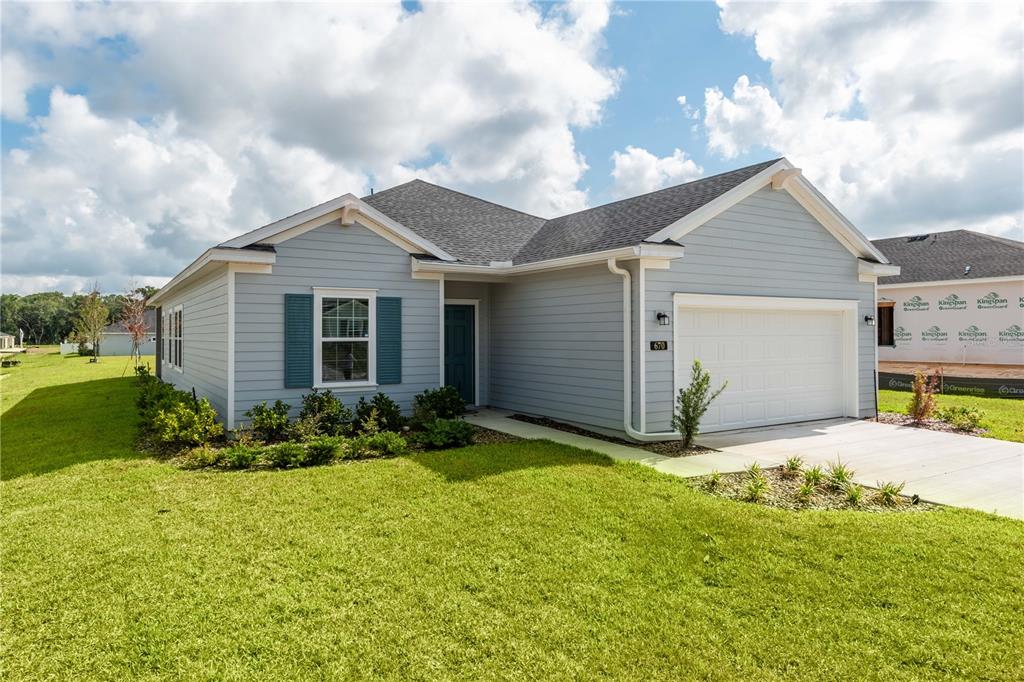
(180, 444), (224, 469)
(411, 386), (466, 426)
(827, 460), (855, 491)
(672, 359), (728, 449)
(245, 400), (291, 442)
(704, 470), (722, 492)
(908, 371), (939, 424)
(350, 431), (407, 459)
(875, 481), (906, 506)
(355, 394), (404, 433)
(414, 418), (475, 449)
(803, 465), (825, 487)
(153, 397), (224, 447)
(845, 483), (864, 507)
(298, 389), (354, 436)
(263, 441), (307, 468)
(304, 435), (347, 466)
(221, 443), (260, 469)
(796, 481), (815, 504)
(743, 475), (770, 503)
(136, 376), (184, 429)
(783, 456), (803, 478)
(745, 462), (762, 478)
(938, 405), (984, 432)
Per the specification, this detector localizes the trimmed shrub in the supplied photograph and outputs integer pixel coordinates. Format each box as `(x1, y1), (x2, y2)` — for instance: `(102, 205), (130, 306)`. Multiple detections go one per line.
(263, 441), (307, 469)
(415, 418), (475, 449)
(245, 400), (291, 442)
(136, 376), (184, 430)
(672, 359), (728, 448)
(298, 388), (354, 437)
(350, 431), (407, 459)
(304, 435), (348, 466)
(153, 397), (224, 447)
(355, 394), (404, 433)
(411, 386), (466, 426)
(180, 444), (224, 469)
(938, 405), (984, 432)
(908, 371), (939, 424)
(221, 443), (260, 469)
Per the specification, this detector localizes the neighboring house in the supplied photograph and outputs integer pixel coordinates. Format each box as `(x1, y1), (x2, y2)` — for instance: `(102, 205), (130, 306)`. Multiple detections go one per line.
(148, 158), (898, 439)
(60, 309), (157, 356)
(0, 333), (15, 351)
(872, 230), (1024, 366)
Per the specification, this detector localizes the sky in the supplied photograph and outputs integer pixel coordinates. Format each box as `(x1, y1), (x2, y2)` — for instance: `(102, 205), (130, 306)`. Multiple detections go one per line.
(1, 0), (1021, 295)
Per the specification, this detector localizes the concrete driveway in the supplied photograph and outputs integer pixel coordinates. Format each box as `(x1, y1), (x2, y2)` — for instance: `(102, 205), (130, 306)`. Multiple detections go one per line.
(698, 419), (1023, 519)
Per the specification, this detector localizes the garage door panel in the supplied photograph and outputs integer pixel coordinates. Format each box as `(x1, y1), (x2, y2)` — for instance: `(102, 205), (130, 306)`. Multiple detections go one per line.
(676, 305), (846, 432)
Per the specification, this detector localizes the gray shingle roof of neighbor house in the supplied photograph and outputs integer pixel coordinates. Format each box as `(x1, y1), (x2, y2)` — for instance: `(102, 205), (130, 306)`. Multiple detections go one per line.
(103, 308), (157, 334)
(362, 158), (782, 265)
(872, 229), (1024, 285)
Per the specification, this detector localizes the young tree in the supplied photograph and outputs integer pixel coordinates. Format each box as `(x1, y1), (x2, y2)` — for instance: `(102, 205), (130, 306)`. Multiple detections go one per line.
(672, 359), (728, 448)
(73, 289), (109, 363)
(119, 287), (150, 368)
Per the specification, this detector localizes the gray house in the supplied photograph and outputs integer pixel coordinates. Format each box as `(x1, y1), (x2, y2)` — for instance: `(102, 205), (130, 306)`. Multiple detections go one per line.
(148, 158), (898, 439)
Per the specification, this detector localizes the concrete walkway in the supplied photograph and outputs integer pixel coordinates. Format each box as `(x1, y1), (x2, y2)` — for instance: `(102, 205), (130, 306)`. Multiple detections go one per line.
(467, 410), (1023, 519)
(466, 409), (767, 479)
(699, 418), (1023, 519)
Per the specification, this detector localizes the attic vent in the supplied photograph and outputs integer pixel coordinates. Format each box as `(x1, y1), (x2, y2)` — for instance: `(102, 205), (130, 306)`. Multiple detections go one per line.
(964, 265), (972, 275)
(906, 234), (930, 242)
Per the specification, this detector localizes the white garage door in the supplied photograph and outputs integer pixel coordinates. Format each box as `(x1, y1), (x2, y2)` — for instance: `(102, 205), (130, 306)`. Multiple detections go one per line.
(674, 305), (847, 432)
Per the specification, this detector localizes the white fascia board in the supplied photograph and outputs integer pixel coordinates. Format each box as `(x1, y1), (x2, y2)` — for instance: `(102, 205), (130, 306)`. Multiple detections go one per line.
(411, 243), (685, 279)
(219, 194), (456, 262)
(878, 274), (1024, 290)
(148, 247), (276, 306)
(785, 175), (891, 263)
(646, 159), (791, 243)
(858, 259), (901, 281)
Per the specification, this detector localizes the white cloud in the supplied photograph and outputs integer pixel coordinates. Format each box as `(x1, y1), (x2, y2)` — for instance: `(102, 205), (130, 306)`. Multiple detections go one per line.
(1, 53), (33, 121)
(1, 2), (618, 293)
(610, 146), (703, 199)
(706, 1), (1023, 239)
(676, 95), (700, 121)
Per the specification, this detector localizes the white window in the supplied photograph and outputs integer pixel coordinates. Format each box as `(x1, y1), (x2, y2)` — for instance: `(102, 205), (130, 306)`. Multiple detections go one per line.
(166, 305), (183, 372)
(314, 288), (376, 388)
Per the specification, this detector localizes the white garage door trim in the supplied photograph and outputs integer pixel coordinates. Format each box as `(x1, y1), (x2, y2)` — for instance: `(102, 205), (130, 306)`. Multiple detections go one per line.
(672, 293), (860, 431)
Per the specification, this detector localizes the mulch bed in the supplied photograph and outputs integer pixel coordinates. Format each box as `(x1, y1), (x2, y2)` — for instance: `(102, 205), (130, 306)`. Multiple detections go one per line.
(694, 467), (937, 513)
(469, 425), (522, 445)
(875, 412), (985, 436)
(509, 414), (712, 457)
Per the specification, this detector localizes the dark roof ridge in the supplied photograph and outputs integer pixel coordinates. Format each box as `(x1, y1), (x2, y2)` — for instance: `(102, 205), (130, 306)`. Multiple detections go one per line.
(543, 157), (782, 225)
(970, 230), (1024, 250)
(366, 178), (547, 221)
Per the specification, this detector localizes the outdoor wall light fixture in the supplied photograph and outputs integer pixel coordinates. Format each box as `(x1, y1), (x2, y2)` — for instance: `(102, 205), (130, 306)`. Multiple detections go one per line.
(864, 315), (876, 326)
(656, 312), (671, 326)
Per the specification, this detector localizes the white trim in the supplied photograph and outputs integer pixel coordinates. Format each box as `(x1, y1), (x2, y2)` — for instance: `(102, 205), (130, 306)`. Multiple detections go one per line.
(671, 293), (860, 422)
(227, 265), (236, 430)
(647, 157), (890, 264)
(444, 298), (480, 406)
(412, 243), (685, 279)
(168, 304), (184, 374)
(218, 194), (455, 261)
(149, 248), (276, 306)
(877, 275), (1024, 290)
(312, 287), (377, 389)
(438, 276), (445, 387)
(859, 259), (901, 283)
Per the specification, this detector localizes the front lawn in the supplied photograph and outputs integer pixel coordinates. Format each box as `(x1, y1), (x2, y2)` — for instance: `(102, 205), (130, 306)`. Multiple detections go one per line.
(878, 388), (1024, 443)
(2, 352), (1023, 679)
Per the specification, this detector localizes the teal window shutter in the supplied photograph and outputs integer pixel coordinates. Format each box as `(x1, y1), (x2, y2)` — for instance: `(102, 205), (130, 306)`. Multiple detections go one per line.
(284, 294), (314, 388)
(377, 297), (402, 384)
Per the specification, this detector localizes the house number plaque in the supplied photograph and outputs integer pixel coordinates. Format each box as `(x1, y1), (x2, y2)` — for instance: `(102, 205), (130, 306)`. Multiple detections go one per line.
(649, 341), (669, 351)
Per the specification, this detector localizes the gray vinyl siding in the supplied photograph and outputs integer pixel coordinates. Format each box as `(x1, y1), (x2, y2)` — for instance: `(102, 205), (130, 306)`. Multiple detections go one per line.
(233, 221), (440, 425)
(444, 280), (490, 406)
(160, 266), (229, 418)
(643, 188), (877, 431)
(489, 263), (625, 432)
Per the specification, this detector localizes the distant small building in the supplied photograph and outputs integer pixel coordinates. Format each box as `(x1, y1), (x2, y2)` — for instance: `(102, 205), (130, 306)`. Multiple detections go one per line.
(873, 230), (1024, 365)
(0, 333), (15, 351)
(60, 309), (158, 356)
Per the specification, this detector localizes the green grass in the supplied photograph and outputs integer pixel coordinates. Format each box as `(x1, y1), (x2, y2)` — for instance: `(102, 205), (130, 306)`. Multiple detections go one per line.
(2, 352), (1023, 680)
(878, 389), (1024, 443)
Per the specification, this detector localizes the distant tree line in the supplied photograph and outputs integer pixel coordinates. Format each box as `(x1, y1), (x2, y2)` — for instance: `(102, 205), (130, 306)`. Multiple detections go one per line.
(0, 286), (158, 345)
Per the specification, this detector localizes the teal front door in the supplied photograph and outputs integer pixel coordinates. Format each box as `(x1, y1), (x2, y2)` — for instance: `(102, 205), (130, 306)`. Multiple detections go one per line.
(444, 304), (475, 404)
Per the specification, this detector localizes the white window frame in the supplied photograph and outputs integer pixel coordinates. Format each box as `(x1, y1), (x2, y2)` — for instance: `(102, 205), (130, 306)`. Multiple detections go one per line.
(167, 304), (183, 373)
(313, 287), (377, 390)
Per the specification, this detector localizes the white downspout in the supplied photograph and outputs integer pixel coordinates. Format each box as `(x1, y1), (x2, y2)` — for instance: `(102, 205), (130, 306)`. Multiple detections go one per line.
(607, 258), (679, 441)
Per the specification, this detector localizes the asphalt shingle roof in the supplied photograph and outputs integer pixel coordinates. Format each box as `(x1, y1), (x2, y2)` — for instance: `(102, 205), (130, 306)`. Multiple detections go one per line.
(362, 180), (546, 265)
(872, 230), (1024, 285)
(512, 159), (780, 264)
(362, 159), (781, 265)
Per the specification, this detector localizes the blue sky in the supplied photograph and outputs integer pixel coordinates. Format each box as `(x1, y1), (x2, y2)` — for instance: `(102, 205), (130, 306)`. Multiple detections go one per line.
(1, 1), (1020, 293)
